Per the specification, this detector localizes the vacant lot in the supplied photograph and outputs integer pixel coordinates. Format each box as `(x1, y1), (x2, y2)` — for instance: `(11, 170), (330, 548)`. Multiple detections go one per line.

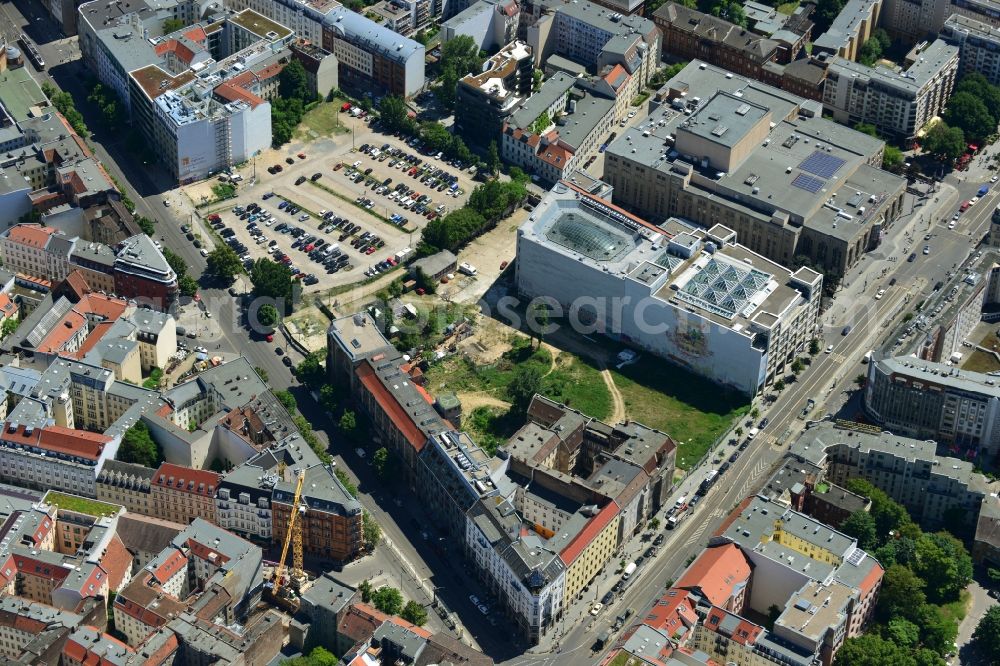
(962, 328), (1000, 374)
(295, 100), (352, 141)
(611, 358), (749, 469)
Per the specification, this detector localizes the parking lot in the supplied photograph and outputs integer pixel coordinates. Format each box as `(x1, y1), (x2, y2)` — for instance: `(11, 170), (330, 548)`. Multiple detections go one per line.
(190, 124), (481, 293)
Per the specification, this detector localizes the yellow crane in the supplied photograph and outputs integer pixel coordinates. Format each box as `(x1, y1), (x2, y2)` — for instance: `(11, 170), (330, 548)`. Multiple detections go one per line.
(273, 469), (306, 594)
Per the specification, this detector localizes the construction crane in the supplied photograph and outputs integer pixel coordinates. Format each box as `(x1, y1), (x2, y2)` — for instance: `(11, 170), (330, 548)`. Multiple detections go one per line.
(272, 469), (306, 596)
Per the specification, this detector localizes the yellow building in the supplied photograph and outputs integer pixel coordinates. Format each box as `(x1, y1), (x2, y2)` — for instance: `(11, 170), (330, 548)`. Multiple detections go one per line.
(559, 502), (620, 607)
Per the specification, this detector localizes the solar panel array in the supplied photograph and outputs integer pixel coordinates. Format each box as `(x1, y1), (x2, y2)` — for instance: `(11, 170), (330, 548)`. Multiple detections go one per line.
(799, 150), (846, 179)
(791, 173), (825, 193)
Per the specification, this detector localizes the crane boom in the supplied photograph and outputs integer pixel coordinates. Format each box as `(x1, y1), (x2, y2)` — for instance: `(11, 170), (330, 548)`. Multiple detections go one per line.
(273, 469), (305, 593)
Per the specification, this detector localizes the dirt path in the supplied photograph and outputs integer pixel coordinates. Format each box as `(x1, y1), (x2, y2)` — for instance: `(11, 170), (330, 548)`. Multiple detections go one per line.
(457, 392), (511, 411)
(600, 365), (627, 424)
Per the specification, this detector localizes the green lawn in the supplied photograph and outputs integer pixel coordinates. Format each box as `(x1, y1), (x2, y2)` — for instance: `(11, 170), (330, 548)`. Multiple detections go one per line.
(45, 492), (122, 516)
(295, 100), (352, 140)
(610, 358), (749, 469)
(962, 350), (1000, 374)
(776, 0), (799, 13)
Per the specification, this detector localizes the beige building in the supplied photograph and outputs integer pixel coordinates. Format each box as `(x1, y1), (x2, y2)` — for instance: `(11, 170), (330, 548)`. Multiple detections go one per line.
(97, 460), (154, 515)
(150, 463), (220, 525)
(560, 502), (620, 605)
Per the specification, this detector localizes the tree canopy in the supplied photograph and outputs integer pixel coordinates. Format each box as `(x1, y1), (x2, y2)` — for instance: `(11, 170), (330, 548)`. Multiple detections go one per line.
(921, 122), (966, 163)
(834, 634), (917, 666)
(944, 92), (995, 144)
(250, 258), (294, 305)
(371, 587), (404, 616)
(974, 605), (1000, 663)
(401, 600), (427, 626)
(205, 245), (242, 284)
(118, 422), (163, 468)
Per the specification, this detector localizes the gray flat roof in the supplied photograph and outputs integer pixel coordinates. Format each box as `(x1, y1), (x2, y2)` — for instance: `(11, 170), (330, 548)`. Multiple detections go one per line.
(509, 72), (575, 131)
(826, 39), (959, 95)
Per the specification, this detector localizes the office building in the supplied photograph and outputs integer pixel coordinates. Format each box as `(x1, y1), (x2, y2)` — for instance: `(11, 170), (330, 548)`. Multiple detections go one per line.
(321, 9), (425, 96)
(941, 13), (1000, 86)
(441, 0), (520, 51)
(455, 40), (534, 150)
(822, 40), (959, 143)
(604, 60), (907, 280)
(516, 183), (822, 394)
(865, 355), (1000, 463)
(791, 421), (989, 530)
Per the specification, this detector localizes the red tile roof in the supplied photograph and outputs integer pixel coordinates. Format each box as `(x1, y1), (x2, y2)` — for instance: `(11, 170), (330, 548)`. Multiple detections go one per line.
(644, 587), (699, 640)
(150, 550), (187, 586)
(255, 62), (285, 81)
(7, 224), (56, 248)
(1, 424), (111, 461)
(36, 309), (86, 353)
(152, 463), (220, 497)
(559, 502), (618, 565)
(101, 535), (133, 592)
(64, 628), (134, 665)
(355, 362), (426, 452)
(675, 543), (751, 608)
(14, 554), (71, 582)
(183, 26), (207, 42)
(0, 294), (18, 319)
(186, 538), (232, 568)
(857, 559), (884, 597)
(215, 71), (265, 110)
(339, 603), (390, 643)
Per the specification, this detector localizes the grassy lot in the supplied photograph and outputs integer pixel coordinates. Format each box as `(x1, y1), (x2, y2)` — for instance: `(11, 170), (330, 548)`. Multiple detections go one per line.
(424, 338), (611, 421)
(939, 589), (971, 625)
(45, 492), (122, 516)
(610, 357), (749, 469)
(776, 0), (799, 13)
(295, 100), (352, 140)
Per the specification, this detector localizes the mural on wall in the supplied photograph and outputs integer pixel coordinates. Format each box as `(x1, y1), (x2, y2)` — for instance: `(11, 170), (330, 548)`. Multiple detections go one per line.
(671, 320), (711, 359)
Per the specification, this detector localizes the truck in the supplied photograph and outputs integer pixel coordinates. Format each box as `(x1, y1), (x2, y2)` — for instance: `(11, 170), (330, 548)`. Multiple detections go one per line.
(862, 350), (873, 364)
(697, 470), (719, 496)
(622, 562), (637, 580)
(667, 509), (688, 529)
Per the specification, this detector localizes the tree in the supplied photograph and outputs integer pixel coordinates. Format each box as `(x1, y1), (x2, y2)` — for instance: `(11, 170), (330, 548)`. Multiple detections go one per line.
(136, 216), (155, 236)
(206, 245), (242, 283)
(814, 0), (845, 33)
(254, 366), (269, 383)
(750, 407), (760, 420)
(340, 409), (357, 433)
(358, 580), (374, 602)
(118, 422), (163, 468)
(163, 248), (187, 280)
(921, 122), (966, 163)
(373, 447), (389, 477)
(401, 600), (428, 626)
(162, 18), (185, 32)
(988, 567), (1000, 585)
(859, 37), (884, 66)
(250, 258), (293, 304)
(766, 604), (782, 630)
(508, 365), (542, 414)
(841, 511), (878, 551)
(915, 603), (958, 656)
(834, 634), (915, 666)
(877, 564), (927, 623)
(296, 351), (326, 388)
(440, 35), (483, 77)
(854, 374), (866, 386)
(335, 468), (358, 498)
(211, 182), (236, 200)
(886, 617), (921, 649)
(529, 111), (551, 134)
(487, 141), (501, 176)
(363, 510), (382, 550)
(278, 60), (312, 103)
(791, 358), (805, 374)
(419, 207), (486, 254)
(844, 478), (912, 540)
(1, 317), (19, 340)
(371, 587), (404, 616)
(281, 646), (339, 666)
(529, 301), (550, 349)
(883, 145), (904, 170)
(774, 379), (786, 391)
(956, 73), (1000, 124)
(974, 605), (1000, 662)
(945, 91), (995, 143)
(649, 517), (660, 530)
(274, 389), (297, 416)
(912, 531), (973, 603)
(379, 95), (409, 133)
(258, 303), (280, 329)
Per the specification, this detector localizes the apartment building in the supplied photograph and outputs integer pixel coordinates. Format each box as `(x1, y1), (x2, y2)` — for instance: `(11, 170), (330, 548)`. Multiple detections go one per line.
(441, 0), (520, 51)
(113, 234), (180, 311)
(150, 463), (220, 525)
(941, 13), (1000, 86)
(792, 421), (989, 530)
(866, 355), (1000, 463)
(96, 460), (155, 515)
(604, 61), (906, 280)
(272, 463), (363, 562)
(822, 39), (959, 143)
(811, 0), (882, 60)
(0, 423), (117, 497)
(455, 41), (534, 150)
(62, 625), (179, 666)
(516, 183), (822, 394)
(502, 72), (618, 185)
(321, 9), (425, 97)
(216, 442), (321, 541)
(527, 0), (659, 94)
(883, 0), (1000, 40)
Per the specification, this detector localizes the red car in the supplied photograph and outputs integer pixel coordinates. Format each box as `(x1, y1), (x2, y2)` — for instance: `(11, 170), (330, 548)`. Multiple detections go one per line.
(298, 153), (306, 159)
(366, 246), (376, 255)
(265, 334), (274, 342)
(500, 260), (509, 270)
(281, 256), (292, 265)
(305, 244), (315, 252)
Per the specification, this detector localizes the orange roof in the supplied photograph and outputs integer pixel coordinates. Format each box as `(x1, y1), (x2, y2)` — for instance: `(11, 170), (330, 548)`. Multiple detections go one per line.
(150, 550), (187, 585)
(713, 496), (754, 538)
(183, 26), (207, 42)
(64, 628), (134, 665)
(560, 502), (618, 565)
(78, 293), (129, 320)
(255, 62), (285, 81)
(355, 362), (426, 452)
(101, 535), (133, 592)
(0, 294), (17, 319)
(152, 463), (220, 497)
(538, 139), (573, 169)
(36, 309), (87, 353)
(215, 71), (265, 109)
(675, 543), (751, 608)
(1, 424), (110, 460)
(644, 587), (699, 640)
(7, 225), (56, 248)
(857, 559), (884, 596)
(153, 39), (197, 64)
(74, 320), (115, 358)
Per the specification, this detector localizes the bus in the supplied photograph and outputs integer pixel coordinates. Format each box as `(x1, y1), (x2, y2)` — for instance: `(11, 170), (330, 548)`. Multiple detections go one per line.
(697, 470), (719, 496)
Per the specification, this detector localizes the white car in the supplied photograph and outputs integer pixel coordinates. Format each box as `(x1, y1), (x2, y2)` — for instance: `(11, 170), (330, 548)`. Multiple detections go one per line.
(825, 345), (834, 354)
(352, 160), (362, 168)
(948, 221), (956, 230)
(163, 200), (171, 207)
(971, 196), (980, 205)
(875, 289), (885, 300)
(200, 248), (209, 257)
(992, 175), (999, 184)
(590, 603), (603, 616)
(355, 448), (366, 459)
(628, 110), (637, 118)
(195, 346), (208, 354)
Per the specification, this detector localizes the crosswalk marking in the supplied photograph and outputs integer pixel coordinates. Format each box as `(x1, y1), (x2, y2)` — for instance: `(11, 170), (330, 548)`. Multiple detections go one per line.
(684, 520), (709, 547)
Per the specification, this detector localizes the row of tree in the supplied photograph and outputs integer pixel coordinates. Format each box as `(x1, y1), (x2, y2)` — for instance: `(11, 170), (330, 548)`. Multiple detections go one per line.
(923, 73), (1000, 163)
(163, 248), (200, 297)
(272, 60), (317, 147)
(379, 95), (475, 165)
(357, 581), (428, 626)
(834, 478), (973, 665)
(418, 172), (528, 255)
(41, 82), (89, 139)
